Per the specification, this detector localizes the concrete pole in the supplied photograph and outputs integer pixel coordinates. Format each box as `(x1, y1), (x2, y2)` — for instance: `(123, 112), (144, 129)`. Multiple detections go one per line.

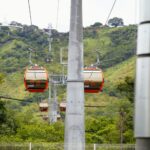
(64, 0), (85, 150)
(29, 142), (32, 150)
(94, 144), (96, 150)
(48, 76), (51, 124)
(135, 0), (150, 149)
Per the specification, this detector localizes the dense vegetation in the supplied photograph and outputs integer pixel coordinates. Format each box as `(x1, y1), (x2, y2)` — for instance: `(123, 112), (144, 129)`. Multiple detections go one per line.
(0, 21), (137, 144)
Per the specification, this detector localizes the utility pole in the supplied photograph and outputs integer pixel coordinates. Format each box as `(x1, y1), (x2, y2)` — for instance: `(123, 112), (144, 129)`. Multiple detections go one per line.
(48, 75), (58, 124)
(48, 76), (52, 124)
(119, 110), (125, 150)
(135, 0), (150, 149)
(60, 47), (67, 84)
(64, 0), (85, 150)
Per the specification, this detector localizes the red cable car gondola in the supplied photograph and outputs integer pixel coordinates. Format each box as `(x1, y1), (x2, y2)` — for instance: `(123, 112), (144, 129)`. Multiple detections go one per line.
(57, 113), (61, 120)
(39, 102), (49, 112)
(84, 66), (104, 93)
(42, 115), (49, 121)
(59, 101), (66, 112)
(24, 64), (49, 92)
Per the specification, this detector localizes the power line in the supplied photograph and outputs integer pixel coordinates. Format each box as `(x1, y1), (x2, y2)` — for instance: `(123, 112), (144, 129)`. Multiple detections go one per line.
(56, 0), (60, 30)
(105, 0), (117, 25)
(0, 96), (24, 101)
(84, 105), (106, 108)
(28, 0), (33, 25)
(0, 96), (32, 103)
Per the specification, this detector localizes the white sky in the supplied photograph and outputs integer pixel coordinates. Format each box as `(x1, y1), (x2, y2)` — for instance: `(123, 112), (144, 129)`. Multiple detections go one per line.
(0, 0), (136, 32)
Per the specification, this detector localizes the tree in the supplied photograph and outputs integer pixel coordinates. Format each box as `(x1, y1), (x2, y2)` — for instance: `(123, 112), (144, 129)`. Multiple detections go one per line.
(108, 17), (124, 27)
(115, 77), (135, 143)
(117, 76), (134, 103)
(10, 21), (23, 27)
(91, 22), (103, 28)
(0, 74), (4, 84)
(0, 101), (6, 124)
(0, 74), (6, 126)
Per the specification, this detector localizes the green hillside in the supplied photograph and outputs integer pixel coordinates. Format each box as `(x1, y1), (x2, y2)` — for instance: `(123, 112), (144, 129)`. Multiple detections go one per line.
(0, 23), (136, 143)
(0, 24), (136, 97)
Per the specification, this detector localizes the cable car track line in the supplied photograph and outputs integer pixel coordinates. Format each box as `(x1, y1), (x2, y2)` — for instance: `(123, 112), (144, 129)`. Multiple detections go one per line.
(105, 0), (117, 25)
(27, 0), (33, 25)
(0, 96), (34, 103)
(84, 105), (106, 107)
(0, 96), (24, 101)
(56, 0), (60, 30)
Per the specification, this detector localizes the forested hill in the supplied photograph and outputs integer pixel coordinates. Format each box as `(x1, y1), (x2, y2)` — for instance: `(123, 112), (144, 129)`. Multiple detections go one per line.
(0, 23), (136, 74)
(0, 22), (137, 99)
(0, 22), (137, 143)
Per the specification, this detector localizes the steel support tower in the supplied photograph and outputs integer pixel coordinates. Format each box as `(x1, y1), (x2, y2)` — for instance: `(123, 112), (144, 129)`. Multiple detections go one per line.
(50, 83), (58, 123)
(135, 0), (150, 149)
(64, 0), (85, 150)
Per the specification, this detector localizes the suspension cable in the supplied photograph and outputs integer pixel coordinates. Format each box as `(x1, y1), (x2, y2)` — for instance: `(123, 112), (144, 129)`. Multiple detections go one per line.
(56, 0), (60, 30)
(0, 96), (35, 106)
(0, 96), (25, 102)
(28, 0), (33, 25)
(84, 105), (106, 108)
(105, 0), (117, 25)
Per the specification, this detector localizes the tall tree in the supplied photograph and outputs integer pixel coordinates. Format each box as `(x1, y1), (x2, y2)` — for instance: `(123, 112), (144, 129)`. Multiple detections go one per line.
(91, 22), (103, 28)
(0, 74), (6, 124)
(117, 76), (134, 103)
(108, 17), (124, 27)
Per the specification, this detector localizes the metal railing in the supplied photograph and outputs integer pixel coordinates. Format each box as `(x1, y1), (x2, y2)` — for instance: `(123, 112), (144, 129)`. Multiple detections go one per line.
(0, 143), (135, 150)
(50, 74), (67, 85)
(92, 144), (135, 150)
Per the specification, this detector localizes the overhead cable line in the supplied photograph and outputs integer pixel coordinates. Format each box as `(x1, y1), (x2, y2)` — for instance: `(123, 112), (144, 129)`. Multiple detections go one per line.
(56, 0), (60, 30)
(0, 96), (34, 103)
(0, 96), (107, 107)
(28, 0), (33, 25)
(0, 96), (25, 102)
(84, 105), (106, 108)
(105, 0), (117, 25)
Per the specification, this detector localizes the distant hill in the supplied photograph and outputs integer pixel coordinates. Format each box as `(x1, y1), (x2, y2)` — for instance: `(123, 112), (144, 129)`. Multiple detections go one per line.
(0, 22), (136, 143)
(0, 22), (137, 100)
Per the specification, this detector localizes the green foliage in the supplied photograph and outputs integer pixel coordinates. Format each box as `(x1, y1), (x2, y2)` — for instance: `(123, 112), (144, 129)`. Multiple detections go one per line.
(16, 122), (64, 142)
(85, 116), (119, 143)
(0, 73), (4, 84)
(83, 25), (137, 69)
(108, 17), (124, 27)
(0, 74), (6, 126)
(17, 124), (51, 141)
(0, 109), (18, 135)
(91, 22), (103, 28)
(117, 76), (134, 103)
(0, 101), (6, 124)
